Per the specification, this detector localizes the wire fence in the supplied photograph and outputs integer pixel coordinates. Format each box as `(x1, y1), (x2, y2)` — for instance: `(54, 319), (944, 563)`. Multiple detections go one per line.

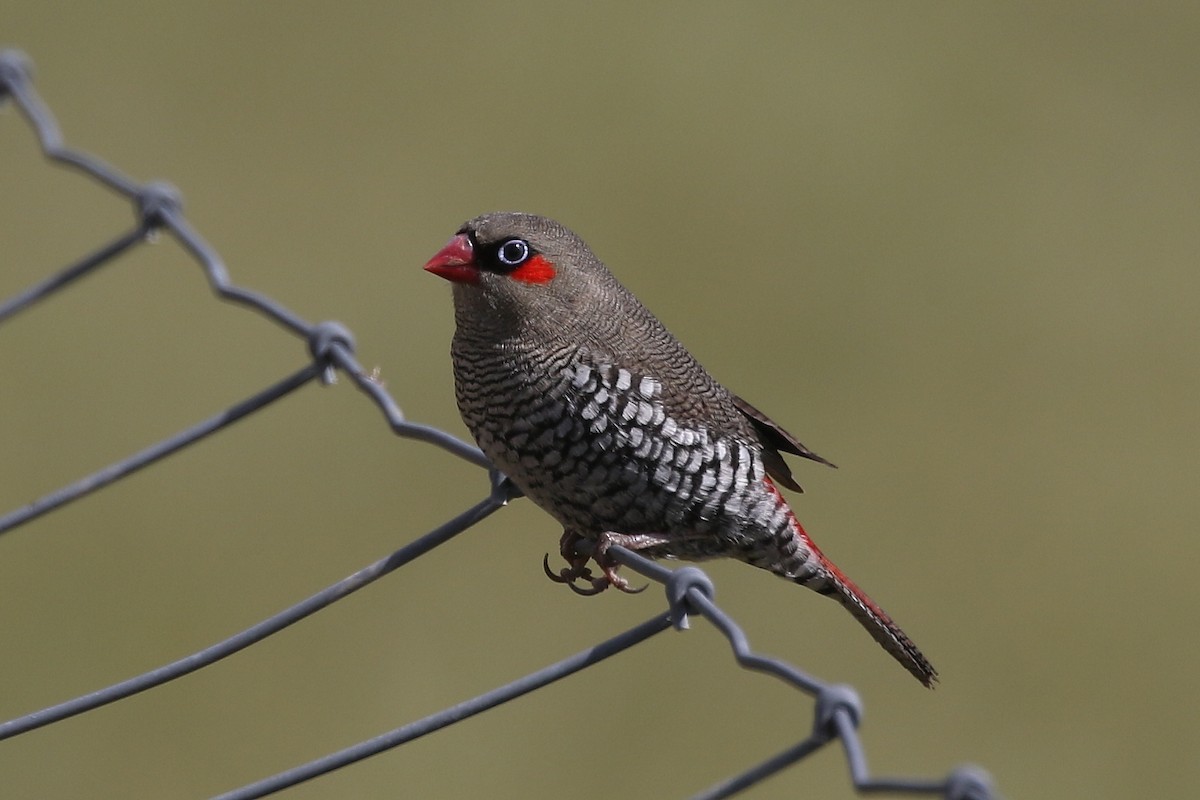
(0, 49), (997, 800)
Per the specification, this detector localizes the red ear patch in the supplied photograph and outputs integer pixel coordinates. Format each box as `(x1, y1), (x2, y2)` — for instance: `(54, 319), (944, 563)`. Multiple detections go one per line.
(510, 254), (556, 284)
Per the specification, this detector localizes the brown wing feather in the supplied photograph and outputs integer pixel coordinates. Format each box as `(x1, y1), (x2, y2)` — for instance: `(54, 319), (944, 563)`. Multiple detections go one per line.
(732, 394), (837, 493)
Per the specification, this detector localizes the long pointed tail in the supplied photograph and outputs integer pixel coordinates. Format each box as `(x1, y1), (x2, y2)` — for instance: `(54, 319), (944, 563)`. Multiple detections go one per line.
(762, 480), (937, 686)
(801, 548), (938, 687)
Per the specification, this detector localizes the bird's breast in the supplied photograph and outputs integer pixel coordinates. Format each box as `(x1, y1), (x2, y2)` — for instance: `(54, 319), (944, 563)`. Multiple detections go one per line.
(452, 341), (774, 540)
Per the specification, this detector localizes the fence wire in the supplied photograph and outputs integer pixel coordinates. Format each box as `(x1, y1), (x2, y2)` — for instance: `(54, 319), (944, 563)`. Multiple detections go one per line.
(0, 49), (998, 800)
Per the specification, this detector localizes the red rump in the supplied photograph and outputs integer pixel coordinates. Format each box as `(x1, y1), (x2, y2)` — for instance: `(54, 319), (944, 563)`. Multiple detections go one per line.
(511, 254), (556, 284)
(762, 477), (894, 625)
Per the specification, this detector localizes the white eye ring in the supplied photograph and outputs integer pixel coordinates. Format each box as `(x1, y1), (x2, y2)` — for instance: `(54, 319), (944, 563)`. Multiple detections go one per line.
(497, 238), (530, 266)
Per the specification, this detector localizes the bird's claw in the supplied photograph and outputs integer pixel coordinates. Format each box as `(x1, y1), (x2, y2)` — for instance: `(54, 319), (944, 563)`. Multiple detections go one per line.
(542, 552), (595, 585)
(598, 565), (648, 595)
(542, 551), (647, 596)
(567, 577), (610, 596)
(542, 552), (604, 595)
(542, 546), (647, 596)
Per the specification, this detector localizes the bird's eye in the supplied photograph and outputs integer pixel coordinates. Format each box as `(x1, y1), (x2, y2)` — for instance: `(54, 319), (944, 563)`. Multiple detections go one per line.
(496, 238), (531, 267)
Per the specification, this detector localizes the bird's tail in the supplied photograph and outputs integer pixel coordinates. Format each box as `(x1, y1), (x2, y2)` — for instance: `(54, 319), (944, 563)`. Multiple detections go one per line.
(800, 540), (938, 687)
(764, 480), (938, 687)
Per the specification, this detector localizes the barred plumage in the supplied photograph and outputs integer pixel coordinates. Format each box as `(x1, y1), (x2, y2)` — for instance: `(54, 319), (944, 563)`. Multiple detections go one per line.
(425, 211), (937, 687)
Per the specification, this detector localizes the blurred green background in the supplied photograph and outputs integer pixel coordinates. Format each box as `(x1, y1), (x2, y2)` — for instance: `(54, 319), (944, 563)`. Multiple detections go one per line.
(3, 3), (1197, 798)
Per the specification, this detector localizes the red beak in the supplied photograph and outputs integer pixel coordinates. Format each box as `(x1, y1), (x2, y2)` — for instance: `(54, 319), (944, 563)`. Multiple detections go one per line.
(423, 233), (479, 284)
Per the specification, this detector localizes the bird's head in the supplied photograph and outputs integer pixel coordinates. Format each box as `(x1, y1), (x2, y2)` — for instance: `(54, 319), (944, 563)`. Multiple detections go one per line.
(424, 212), (620, 337)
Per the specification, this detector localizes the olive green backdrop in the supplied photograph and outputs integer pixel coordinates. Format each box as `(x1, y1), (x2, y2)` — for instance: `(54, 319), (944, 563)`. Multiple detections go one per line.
(3, 4), (1197, 799)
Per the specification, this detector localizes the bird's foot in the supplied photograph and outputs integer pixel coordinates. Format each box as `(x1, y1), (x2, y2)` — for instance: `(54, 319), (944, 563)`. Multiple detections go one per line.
(542, 553), (606, 595)
(593, 531), (668, 595)
(542, 530), (673, 596)
(542, 530), (606, 595)
(593, 560), (646, 595)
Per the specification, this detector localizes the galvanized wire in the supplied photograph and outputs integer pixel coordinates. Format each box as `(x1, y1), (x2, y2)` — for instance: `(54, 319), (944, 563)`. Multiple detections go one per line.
(0, 49), (998, 800)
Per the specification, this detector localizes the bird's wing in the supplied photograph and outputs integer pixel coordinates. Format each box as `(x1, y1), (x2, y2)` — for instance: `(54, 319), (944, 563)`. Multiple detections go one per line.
(731, 394), (837, 492)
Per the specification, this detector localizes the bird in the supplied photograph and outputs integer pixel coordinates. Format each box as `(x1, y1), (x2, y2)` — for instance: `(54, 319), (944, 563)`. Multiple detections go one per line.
(423, 211), (937, 687)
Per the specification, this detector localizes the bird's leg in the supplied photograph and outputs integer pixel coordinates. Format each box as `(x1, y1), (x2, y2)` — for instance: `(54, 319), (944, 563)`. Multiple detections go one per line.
(589, 531), (675, 595)
(545, 529), (676, 596)
(542, 529), (599, 591)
